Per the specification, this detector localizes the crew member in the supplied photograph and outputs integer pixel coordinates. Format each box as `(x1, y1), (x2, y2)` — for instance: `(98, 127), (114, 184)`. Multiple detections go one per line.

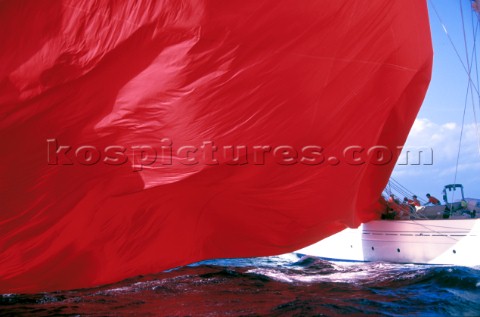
(425, 193), (440, 205)
(385, 194), (401, 219)
(404, 197), (414, 205)
(412, 195), (421, 207)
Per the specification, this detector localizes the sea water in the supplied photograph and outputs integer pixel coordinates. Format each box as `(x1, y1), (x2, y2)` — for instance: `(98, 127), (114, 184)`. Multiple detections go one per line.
(1, 255), (480, 316)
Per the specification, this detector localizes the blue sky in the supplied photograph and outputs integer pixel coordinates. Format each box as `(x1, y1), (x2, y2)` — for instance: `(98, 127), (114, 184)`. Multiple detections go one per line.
(391, 0), (480, 200)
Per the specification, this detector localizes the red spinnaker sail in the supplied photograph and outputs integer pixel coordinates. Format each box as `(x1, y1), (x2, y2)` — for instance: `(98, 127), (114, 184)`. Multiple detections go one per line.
(0, 1), (432, 293)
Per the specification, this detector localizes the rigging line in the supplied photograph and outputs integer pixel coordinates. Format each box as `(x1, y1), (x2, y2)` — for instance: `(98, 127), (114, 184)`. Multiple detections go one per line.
(453, 0), (478, 204)
(473, 31), (480, 123)
(389, 177), (406, 190)
(389, 184), (410, 199)
(464, 1), (480, 158)
(386, 185), (408, 201)
(460, 0), (470, 68)
(472, 9), (480, 103)
(452, 79), (469, 195)
(461, 0), (480, 116)
(385, 180), (403, 198)
(460, 3), (480, 168)
(463, 5), (480, 104)
(460, 0), (480, 178)
(452, 1), (480, 206)
(471, 14), (480, 156)
(388, 179), (409, 196)
(466, 4), (480, 143)
(390, 178), (426, 202)
(391, 184), (413, 199)
(395, 180), (417, 197)
(474, 1), (480, 110)
(387, 182), (399, 193)
(471, 3), (480, 128)
(429, 0), (480, 98)
(388, 181), (427, 205)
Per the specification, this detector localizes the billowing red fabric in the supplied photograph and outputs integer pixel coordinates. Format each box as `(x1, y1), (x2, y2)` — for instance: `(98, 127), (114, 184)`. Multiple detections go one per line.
(0, 0), (432, 293)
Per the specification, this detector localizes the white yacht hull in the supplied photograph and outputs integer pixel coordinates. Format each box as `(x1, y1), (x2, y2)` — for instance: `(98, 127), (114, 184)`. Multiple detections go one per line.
(297, 219), (480, 266)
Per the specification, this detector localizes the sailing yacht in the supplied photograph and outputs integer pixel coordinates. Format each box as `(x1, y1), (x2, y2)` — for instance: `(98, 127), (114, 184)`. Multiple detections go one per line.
(297, 2), (480, 266)
(297, 183), (480, 266)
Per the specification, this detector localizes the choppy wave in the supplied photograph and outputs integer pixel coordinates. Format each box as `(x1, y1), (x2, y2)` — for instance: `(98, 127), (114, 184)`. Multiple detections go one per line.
(1, 255), (479, 316)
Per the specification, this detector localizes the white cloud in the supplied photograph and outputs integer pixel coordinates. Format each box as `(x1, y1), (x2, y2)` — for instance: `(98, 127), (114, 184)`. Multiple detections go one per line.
(392, 118), (480, 198)
(442, 122), (456, 130)
(401, 118), (479, 162)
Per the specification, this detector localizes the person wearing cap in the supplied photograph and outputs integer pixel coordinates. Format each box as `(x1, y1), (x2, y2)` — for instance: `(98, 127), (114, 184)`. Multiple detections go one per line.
(399, 197), (413, 219)
(411, 195), (421, 207)
(425, 193), (440, 206)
